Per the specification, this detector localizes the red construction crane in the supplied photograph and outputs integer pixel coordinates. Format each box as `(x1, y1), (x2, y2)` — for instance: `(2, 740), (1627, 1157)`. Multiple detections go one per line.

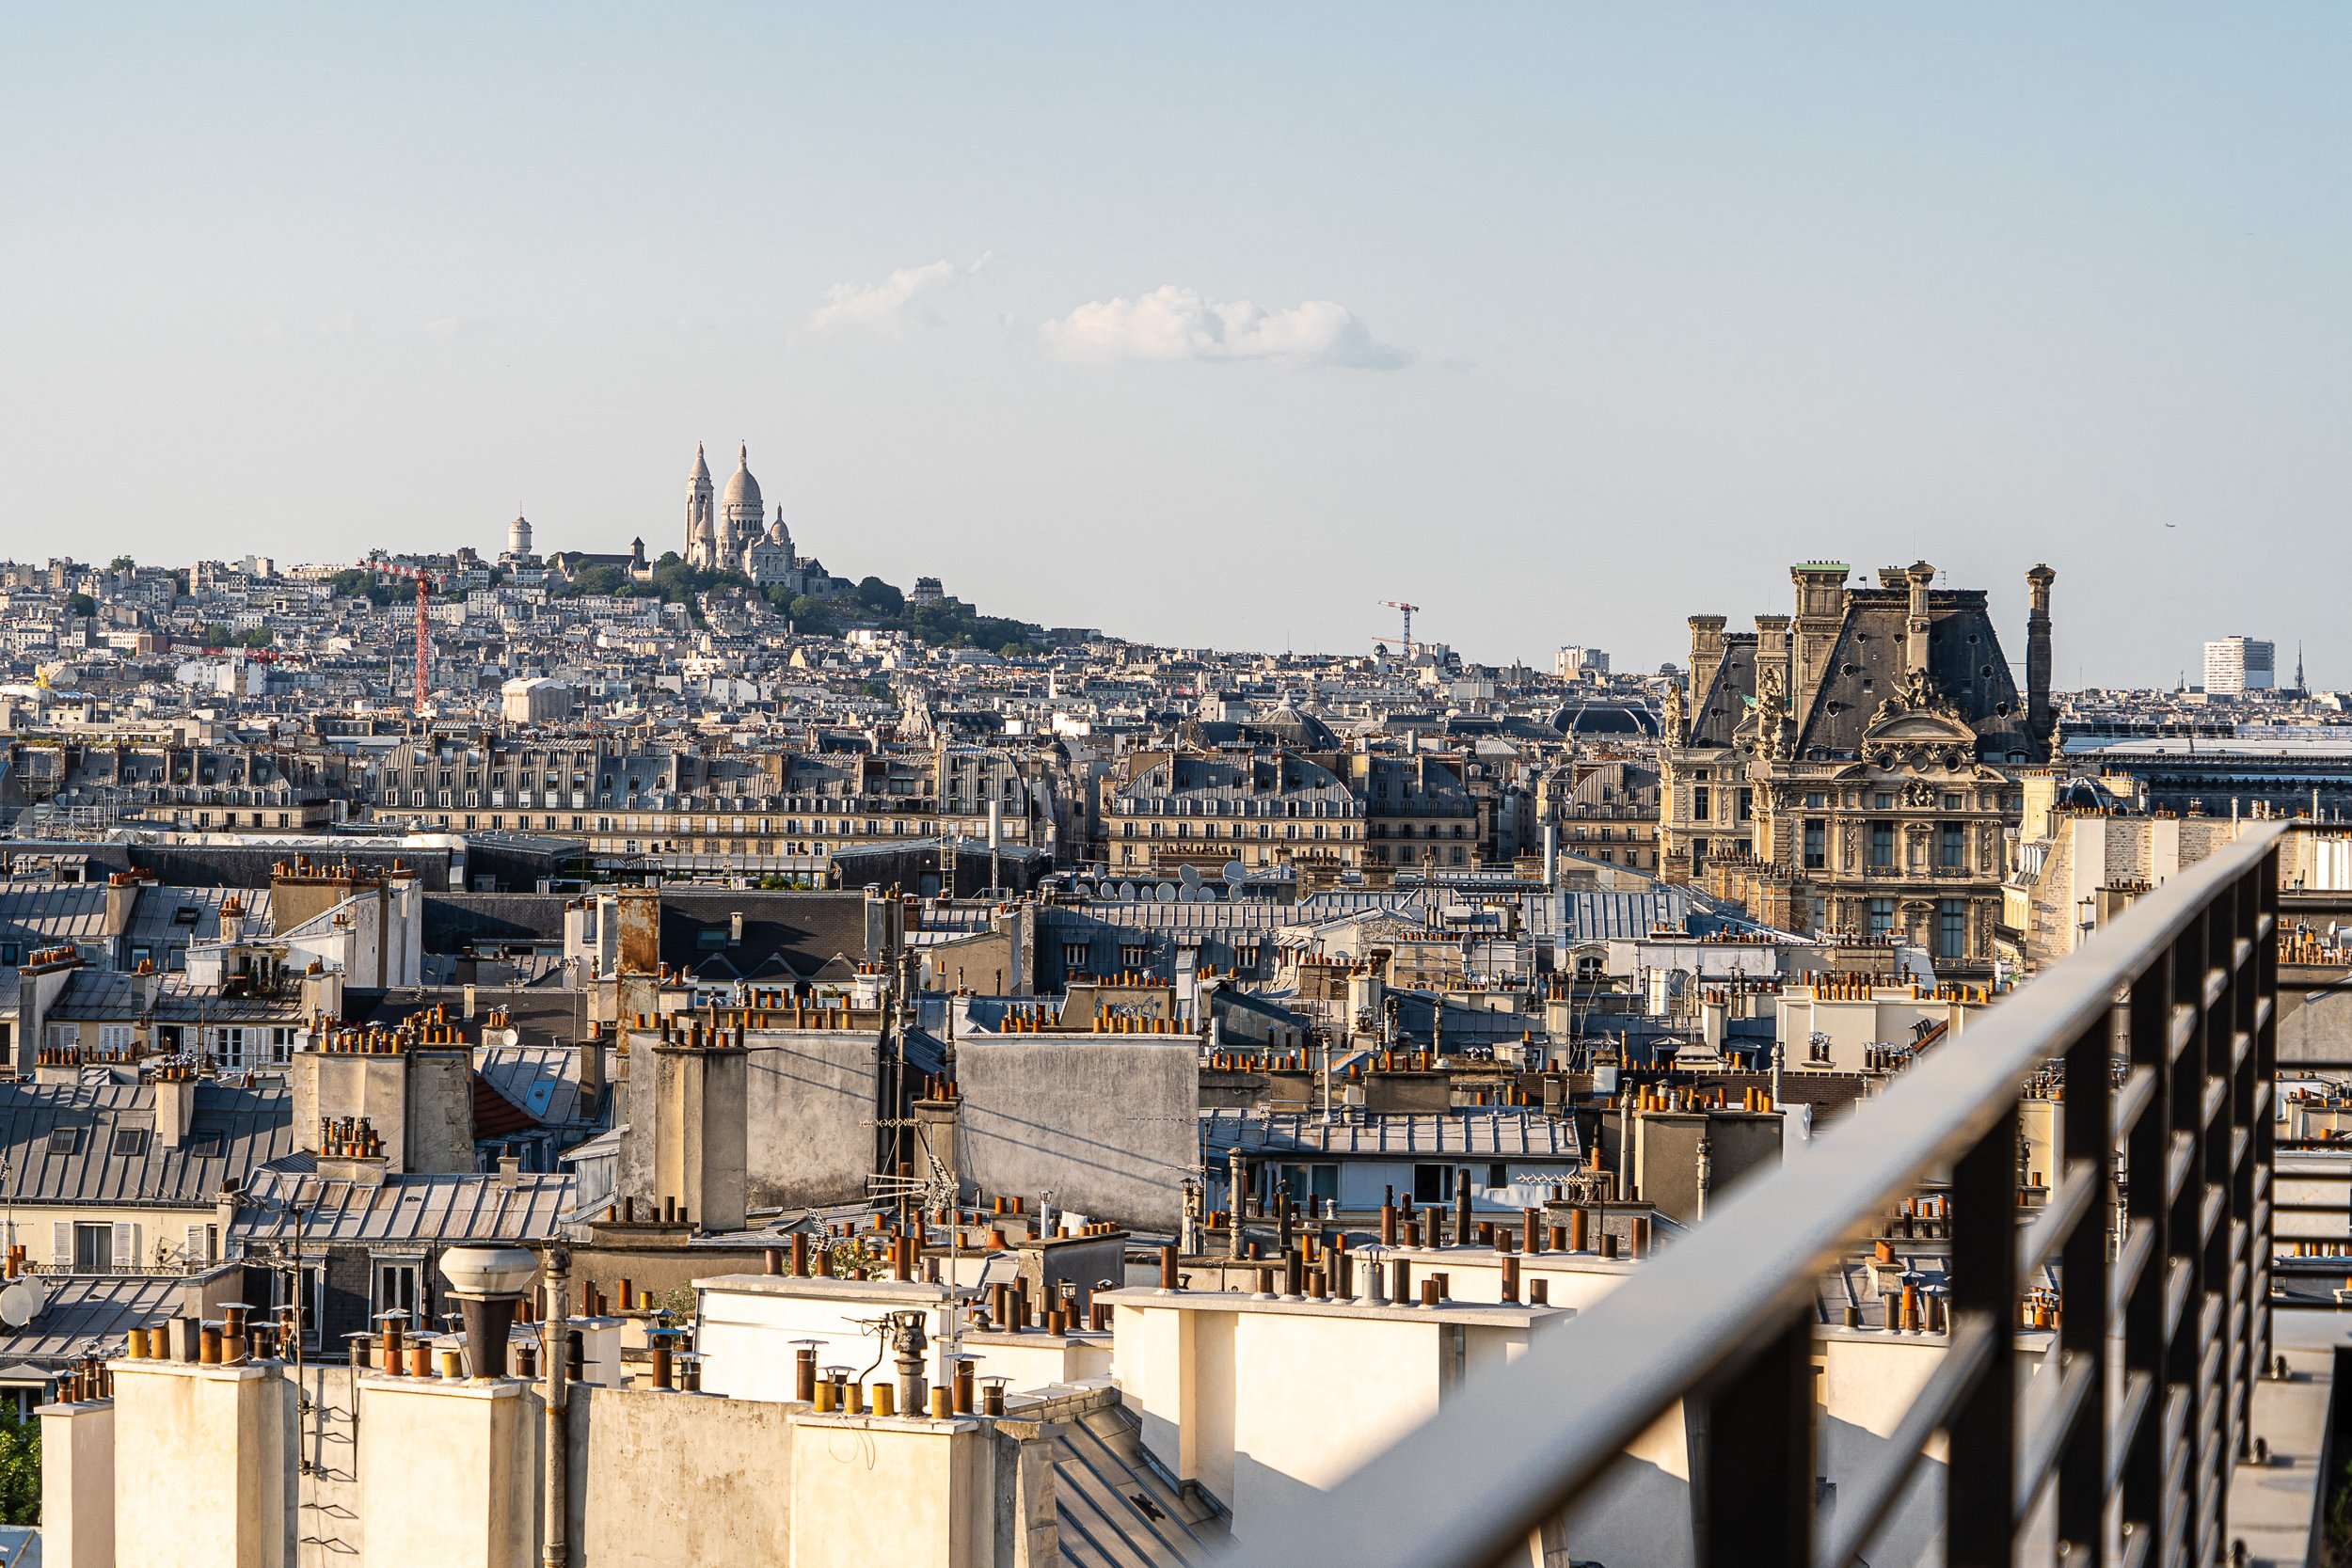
(1379, 600), (1421, 655)
(363, 559), (446, 716)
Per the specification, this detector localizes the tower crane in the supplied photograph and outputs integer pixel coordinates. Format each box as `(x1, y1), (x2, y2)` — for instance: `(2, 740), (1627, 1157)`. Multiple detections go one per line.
(1380, 600), (1421, 657)
(361, 558), (446, 717)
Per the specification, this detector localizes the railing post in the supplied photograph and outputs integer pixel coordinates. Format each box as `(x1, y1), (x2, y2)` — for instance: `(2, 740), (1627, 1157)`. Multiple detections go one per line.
(2253, 850), (2279, 1386)
(2120, 950), (2173, 1558)
(1947, 1109), (2017, 1568)
(1694, 1312), (1812, 1568)
(2166, 911), (2208, 1568)
(2057, 1011), (2112, 1564)
(2230, 865), (2260, 1472)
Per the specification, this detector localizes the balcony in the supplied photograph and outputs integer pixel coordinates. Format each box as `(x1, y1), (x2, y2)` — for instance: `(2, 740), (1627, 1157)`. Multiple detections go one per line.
(1225, 821), (2296, 1568)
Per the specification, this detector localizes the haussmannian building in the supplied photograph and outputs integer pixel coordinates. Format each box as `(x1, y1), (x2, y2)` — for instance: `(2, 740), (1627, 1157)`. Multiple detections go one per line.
(1658, 561), (2056, 977)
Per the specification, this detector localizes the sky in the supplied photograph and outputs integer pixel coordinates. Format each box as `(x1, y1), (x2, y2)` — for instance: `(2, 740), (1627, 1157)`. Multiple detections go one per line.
(4, 5), (2349, 684)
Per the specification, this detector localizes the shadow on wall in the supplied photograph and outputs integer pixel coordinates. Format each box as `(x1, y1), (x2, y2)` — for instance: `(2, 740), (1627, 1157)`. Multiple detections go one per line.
(1539, 1408), (1947, 1567)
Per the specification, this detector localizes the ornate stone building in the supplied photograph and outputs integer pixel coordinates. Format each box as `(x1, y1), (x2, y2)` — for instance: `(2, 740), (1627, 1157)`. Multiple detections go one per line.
(684, 442), (802, 588)
(1659, 561), (2056, 976)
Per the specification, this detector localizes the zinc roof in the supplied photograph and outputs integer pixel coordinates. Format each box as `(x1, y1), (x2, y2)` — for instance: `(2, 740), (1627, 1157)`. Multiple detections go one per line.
(230, 1167), (575, 1244)
(1198, 1108), (1582, 1160)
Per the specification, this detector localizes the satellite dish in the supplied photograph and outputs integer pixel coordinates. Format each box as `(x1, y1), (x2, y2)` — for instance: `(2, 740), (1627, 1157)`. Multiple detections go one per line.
(1155, 882), (1176, 903)
(1118, 881), (1136, 902)
(0, 1278), (48, 1329)
(1222, 860), (1247, 882)
(1179, 863), (1201, 889)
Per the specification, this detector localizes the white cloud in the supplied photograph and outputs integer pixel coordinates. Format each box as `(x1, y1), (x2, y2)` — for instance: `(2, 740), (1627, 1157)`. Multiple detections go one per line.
(810, 255), (990, 333)
(1040, 285), (1410, 369)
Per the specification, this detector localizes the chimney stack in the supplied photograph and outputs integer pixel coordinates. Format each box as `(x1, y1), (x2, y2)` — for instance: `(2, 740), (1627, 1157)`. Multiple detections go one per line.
(1903, 562), (1935, 679)
(2026, 564), (2056, 746)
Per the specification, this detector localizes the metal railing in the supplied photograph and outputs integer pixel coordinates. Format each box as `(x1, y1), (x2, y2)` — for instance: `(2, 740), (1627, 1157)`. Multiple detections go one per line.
(1223, 820), (2283, 1568)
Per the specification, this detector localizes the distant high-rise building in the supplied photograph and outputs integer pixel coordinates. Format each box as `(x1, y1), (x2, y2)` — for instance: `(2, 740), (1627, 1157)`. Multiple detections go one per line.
(2203, 636), (2275, 694)
(1555, 646), (1610, 678)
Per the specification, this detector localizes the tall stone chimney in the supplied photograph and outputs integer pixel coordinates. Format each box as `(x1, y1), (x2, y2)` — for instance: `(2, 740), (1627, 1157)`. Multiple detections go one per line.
(1788, 562), (1850, 719)
(1686, 616), (1728, 709)
(1904, 562), (1935, 680)
(652, 1022), (748, 1233)
(2026, 564), (2056, 744)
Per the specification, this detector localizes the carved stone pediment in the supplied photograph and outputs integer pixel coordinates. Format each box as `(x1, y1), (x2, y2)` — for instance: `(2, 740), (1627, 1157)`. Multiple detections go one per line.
(1859, 672), (1977, 769)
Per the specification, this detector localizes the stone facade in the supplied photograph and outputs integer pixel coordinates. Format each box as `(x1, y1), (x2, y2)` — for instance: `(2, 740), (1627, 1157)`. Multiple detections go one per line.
(684, 443), (803, 589)
(1660, 561), (2056, 976)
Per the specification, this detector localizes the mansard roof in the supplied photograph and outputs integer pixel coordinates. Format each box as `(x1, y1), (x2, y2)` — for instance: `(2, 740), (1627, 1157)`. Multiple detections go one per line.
(1790, 588), (2033, 762)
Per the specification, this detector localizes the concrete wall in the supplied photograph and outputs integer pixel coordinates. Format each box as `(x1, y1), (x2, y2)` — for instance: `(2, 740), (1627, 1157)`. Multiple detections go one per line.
(2280, 975), (2352, 1069)
(294, 1045), (477, 1175)
(1108, 1291), (1546, 1538)
(1819, 1332), (1947, 1568)
(653, 1041), (749, 1230)
(695, 1275), (967, 1402)
(743, 1031), (881, 1211)
(39, 1398), (113, 1568)
(405, 1048), (479, 1173)
(569, 1384), (799, 1567)
(110, 1361), (294, 1568)
(359, 1377), (541, 1568)
(957, 1036), (1196, 1230)
(789, 1413), (993, 1568)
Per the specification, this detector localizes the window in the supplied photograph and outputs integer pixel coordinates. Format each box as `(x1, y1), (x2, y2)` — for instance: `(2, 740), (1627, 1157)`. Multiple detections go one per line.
(1867, 898), (1895, 939)
(1804, 792), (1826, 810)
(269, 1263), (328, 1350)
(1804, 821), (1826, 870)
(72, 1222), (117, 1272)
(1938, 900), (1968, 960)
(1692, 786), (1710, 821)
(1062, 942), (1090, 972)
(374, 1259), (423, 1327)
(1941, 793), (1963, 812)
(1412, 1164), (1454, 1204)
(46, 1128), (83, 1156)
(99, 1024), (134, 1051)
(1278, 1164), (1340, 1206)
(1736, 787), (1753, 822)
(188, 1134), (222, 1159)
(1869, 822), (1895, 868)
(1873, 792), (1894, 810)
(1939, 822), (1966, 869)
(111, 1128), (151, 1158)
(183, 1223), (218, 1268)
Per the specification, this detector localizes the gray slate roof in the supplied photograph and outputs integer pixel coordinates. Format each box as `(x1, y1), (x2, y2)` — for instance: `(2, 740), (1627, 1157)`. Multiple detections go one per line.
(0, 1273), (188, 1364)
(1199, 1108), (1583, 1160)
(0, 1080), (294, 1205)
(230, 1167), (575, 1244)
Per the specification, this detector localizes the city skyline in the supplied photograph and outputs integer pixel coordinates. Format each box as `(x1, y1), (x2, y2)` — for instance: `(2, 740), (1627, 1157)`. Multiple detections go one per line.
(8, 7), (2352, 678)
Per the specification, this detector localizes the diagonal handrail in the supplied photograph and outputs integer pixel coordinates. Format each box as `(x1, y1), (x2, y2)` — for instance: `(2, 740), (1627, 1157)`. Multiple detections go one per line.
(1217, 820), (2285, 1568)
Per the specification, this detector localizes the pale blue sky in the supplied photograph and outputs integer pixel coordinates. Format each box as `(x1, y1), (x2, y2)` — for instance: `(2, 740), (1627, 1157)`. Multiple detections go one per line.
(4, 6), (2348, 681)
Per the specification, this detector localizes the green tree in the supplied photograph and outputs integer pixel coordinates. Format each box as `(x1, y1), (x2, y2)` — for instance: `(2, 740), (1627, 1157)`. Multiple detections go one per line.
(855, 576), (905, 615)
(565, 563), (626, 597)
(64, 593), (96, 617)
(0, 1402), (40, 1525)
(107, 554), (135, 574)
(233, 626), (275, 648)
(202, 624), (231, 646)
(786, 594), (837, 635)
